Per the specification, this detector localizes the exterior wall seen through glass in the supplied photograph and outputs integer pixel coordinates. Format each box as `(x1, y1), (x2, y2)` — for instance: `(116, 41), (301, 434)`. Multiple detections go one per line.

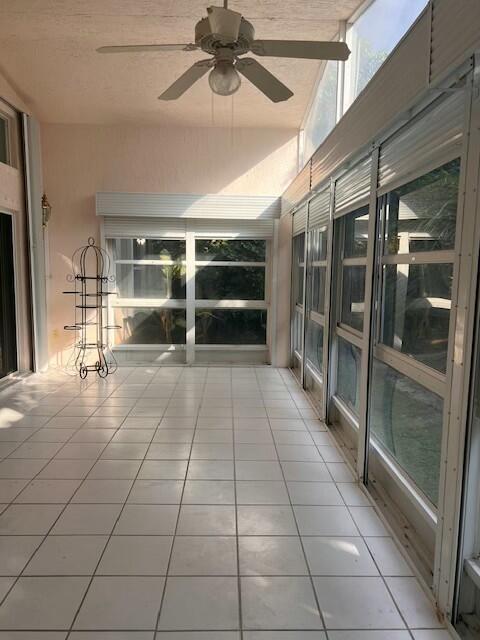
(384, 159), (459, 255)
(369, 358), (443, 505)
(341, 265), (366, 332)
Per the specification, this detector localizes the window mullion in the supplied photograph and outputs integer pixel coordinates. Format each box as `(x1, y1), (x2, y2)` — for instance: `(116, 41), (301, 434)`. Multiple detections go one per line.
(186, 230), (196, 364)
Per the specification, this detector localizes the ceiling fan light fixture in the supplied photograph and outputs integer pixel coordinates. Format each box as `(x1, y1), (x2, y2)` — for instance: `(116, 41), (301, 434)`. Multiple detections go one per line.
(208, 60), (241, 96)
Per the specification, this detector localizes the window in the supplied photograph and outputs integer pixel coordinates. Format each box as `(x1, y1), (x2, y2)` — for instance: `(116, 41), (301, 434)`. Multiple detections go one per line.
(0, 117), (7, 165)
(304, 223), (328, 377)
(381, 263), (453, 372)
(292, 233), (305, 308)
(344, 0), (428, 109)
(108, 238), (187, 347)
(195, 239), (266, 300)
(196, 239), (265, 262)
(195, 239), (267, 346)
(339, 206), (369, 334)
(114, 308), (186, 345)
(370, 358), (443, 505)
(196, 309), (267, 345)
(309, 226), (328, 315)
(369, 159), (460, 506)
(305, 320), (323, 374)
(0, 213), (17, 378)
(303, 60), (338, 162)
(337, 337), (361, 414)
(107, 235), (269, 354)
(333, 206), (368, 415)
(384, 159), (459, 255)
(378, 160), (459, 373)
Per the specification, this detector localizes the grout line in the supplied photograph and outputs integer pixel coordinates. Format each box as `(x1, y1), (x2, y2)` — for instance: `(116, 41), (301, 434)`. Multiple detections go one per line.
(231, 371), (244, 640)
(255, 367), (331, 638)
(152, 367), (207, 635)
(0, 367), (440, 637)
(64, 368), (185, 637)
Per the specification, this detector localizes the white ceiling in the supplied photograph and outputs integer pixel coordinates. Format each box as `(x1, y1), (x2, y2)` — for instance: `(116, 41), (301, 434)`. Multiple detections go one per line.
(0, 1), (363, 128)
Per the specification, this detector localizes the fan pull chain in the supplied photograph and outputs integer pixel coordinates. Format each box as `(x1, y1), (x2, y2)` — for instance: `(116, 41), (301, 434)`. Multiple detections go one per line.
(211, 89), (215, 126)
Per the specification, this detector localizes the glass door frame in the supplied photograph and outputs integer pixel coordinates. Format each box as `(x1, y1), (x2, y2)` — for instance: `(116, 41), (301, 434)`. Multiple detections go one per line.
(0, 209), (19, 381)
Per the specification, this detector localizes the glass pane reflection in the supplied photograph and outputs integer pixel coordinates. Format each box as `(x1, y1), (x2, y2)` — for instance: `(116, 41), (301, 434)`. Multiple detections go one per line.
(369, 358), (443, 505)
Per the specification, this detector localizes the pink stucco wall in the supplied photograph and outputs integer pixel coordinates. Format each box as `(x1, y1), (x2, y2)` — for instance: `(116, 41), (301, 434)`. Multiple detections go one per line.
(42, 123), (298, 365)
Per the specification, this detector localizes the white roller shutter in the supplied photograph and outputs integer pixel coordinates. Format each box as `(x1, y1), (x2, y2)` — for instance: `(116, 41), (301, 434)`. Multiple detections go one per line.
(334, 155), (372, 217)
(308, 186), (330, 229)
(103, 216), (273, 240)
(378, 90), (465, 193)
(191, 218), (274, 239)
(292, 203), (307, 236)
(97, 192), (280, 220)
(103, 216), (186, 239)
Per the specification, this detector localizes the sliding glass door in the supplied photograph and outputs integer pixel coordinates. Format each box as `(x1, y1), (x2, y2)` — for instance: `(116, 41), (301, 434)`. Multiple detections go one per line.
(0, 212), (17, 379)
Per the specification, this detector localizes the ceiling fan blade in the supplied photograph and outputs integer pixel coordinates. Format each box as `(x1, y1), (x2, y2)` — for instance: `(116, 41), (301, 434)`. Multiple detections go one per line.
(158, 59), (212, 100)
(97, 44), (197, 54)
(236, 58), (293, 103)
(251, 40), (350, 61)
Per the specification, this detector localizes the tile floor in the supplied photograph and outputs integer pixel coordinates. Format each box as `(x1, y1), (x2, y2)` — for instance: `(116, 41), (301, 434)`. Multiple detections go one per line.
(0, 366), (451, 639)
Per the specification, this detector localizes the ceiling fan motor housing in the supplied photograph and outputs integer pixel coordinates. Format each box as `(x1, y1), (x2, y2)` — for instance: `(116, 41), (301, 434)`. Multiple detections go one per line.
(195, 15), (255, 56)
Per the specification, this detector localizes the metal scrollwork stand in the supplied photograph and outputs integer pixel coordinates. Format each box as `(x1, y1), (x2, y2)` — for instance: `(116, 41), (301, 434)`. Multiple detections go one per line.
(64, 237), (119, 379)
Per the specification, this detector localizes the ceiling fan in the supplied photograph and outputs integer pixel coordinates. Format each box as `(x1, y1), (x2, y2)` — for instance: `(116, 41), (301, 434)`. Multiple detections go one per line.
(97, 1), (350, 103)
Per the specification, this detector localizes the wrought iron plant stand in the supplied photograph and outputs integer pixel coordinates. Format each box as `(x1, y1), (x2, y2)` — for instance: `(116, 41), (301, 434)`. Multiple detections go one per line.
(64, 237), (119, 379)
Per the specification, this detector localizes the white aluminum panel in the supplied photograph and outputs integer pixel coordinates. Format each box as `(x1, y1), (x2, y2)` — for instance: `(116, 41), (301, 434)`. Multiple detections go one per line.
(334, 155), (372, 217)
(430, 0), (480, 84)
(292, 203), (307, 236)
(310, 12), (430, 190)
(308, 187), (330, 229)
(97, 192), (280, 220)
(378, 90), (465, 191)
(282, 163), (311, 214)
(103, 216), (186, 239)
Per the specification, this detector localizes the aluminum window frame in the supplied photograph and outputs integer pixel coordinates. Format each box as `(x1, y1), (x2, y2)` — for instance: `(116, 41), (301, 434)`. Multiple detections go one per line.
(106, 234), (270, 359)
(330, 204), (370, 421)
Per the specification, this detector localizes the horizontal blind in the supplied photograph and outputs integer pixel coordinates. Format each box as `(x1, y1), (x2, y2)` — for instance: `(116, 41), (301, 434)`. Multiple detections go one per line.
(97, 192), (280, 220)
(334, 155), (372, 217)
(292, 203), (307, 236)
(103, 216), (186, 239)
(378, 90), (465, 192)
(308, 187), (330, 229)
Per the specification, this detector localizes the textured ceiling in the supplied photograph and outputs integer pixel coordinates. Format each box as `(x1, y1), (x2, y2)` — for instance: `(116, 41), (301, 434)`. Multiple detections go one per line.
(0, 1), (363, 127)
